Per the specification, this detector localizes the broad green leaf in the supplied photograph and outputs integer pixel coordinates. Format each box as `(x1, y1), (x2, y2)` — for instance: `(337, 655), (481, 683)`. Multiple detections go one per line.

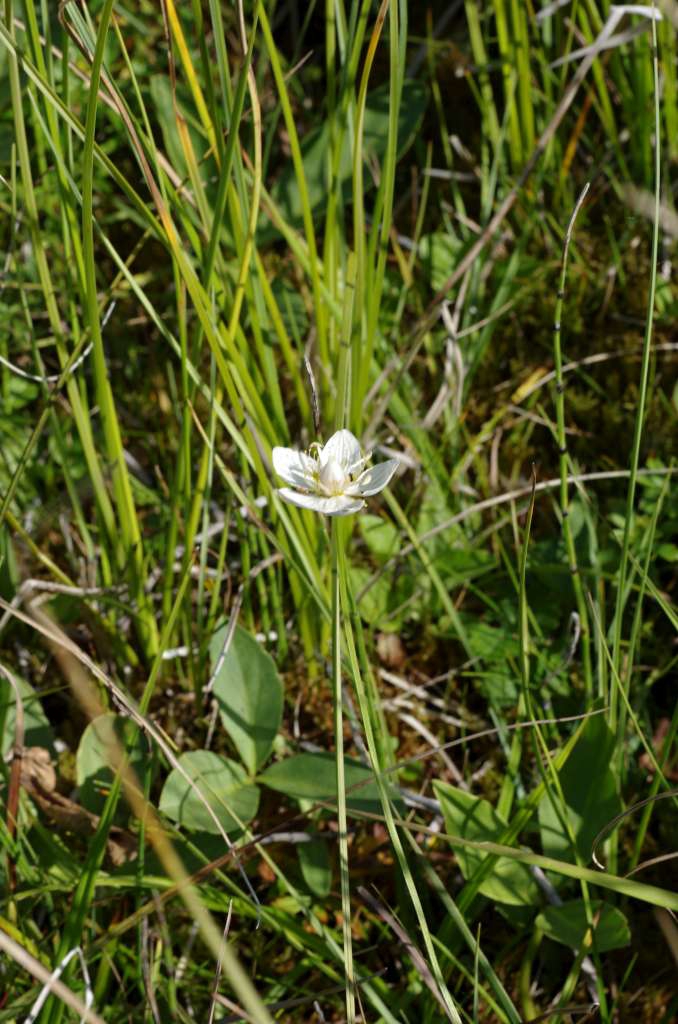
(350, 565), (412, 632)
(359, 514), (399, 562)
(434, 780), (539, 906)
(271, 894), (311, 915)
(418, 232), (464, 292)
(433, 546), (495, 586)
(463, 618), (519, 660)
(76, 713), (151, 817)
(657, 542), (678, 562)
(259, 752), (399, 816)
(0, 673), (54, 758)
(159, 751), (259, 835)
(537, 900), (631, 953)
(298, 838), (332, 898)
(538, 714), (622, 863)
(210, 625), (284, 774)
(264, 80), (427, 238)
(459, 618), (520, 708)
(0, 379), (43, 507)
(19, 824), (82, 886)
(416, 479), (455, 543)
(149, 76), (210, 184)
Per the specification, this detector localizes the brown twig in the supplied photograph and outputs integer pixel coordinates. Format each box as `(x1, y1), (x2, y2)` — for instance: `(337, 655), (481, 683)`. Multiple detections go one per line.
(358, 885), (457, 1022)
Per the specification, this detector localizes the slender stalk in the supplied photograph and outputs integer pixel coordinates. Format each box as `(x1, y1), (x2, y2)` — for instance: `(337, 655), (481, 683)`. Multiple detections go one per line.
(258, 6), (328, 372)
(331, 518), (355, 1024)
(2, 0), (116, 545)
(518, 478), (608, 1017)
(81, 0), (159, 656)
(518, 473), (536, 721)
(338, 544), (462, 1024)
(361, 0), (405, 425)
(464, 1), (500, 154)
(609, 9), (661, 876)
(335, 251), (356, 432)
(614, 8), (659, 720)
(553, 182), (593, 696)
(512, 0), (534, 156)
(349, 0), (389, 430)
(493, 0), (521, 168)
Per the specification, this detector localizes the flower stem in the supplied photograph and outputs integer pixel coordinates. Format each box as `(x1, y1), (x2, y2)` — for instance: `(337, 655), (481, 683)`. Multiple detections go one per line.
(337, 542), (462, 1024)
(332, 518), (355, 1023)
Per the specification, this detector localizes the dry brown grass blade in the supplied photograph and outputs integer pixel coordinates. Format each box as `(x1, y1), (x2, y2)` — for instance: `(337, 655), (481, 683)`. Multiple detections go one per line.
(84, 711), (607, 957)
(654, 907), (678, 967)
(358, 885), (458, 1022)
(208, 906), (234, 1024)
(0, 596), (274, 1022)
(0, 663), (24, 892)
(0, 596), (254, 884)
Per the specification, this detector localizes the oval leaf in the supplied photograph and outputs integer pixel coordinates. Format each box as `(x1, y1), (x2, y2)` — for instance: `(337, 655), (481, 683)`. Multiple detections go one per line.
(537, 900), (631, 953)
(76, 712), (153, 815)
(159, 751), (259, 834)
(538, 714), (622, 863)
(259, 752), (400, 816)
(298, 838), (332, 899)
(359, 514), (399, 562)
(265, 80), (427, 238)
(210, 625), (283, 774)
(434, 780), (539, 907)
(76, 713), (151, 817)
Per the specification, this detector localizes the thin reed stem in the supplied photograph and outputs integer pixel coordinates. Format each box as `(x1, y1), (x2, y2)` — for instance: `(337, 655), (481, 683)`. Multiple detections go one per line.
(610, 10), (661, 717)
(338, 543), (462, 1024)
(81, 0), (159, 657)
(331, 518), (355, 1024)
(553, 181), (593, 696)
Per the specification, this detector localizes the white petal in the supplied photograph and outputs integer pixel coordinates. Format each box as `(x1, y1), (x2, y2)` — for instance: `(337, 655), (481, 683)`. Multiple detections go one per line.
(346, 459), (399, 497)
(319, 429), (362, 473)
(318, 458), (348, 496)
(272, 447), (317, 488)
(323, 495), (367, 516)
(277, 488), (365, 516)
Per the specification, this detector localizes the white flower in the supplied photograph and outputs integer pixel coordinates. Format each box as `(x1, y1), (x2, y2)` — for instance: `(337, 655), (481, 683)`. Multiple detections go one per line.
(272, 429), (399, 517)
